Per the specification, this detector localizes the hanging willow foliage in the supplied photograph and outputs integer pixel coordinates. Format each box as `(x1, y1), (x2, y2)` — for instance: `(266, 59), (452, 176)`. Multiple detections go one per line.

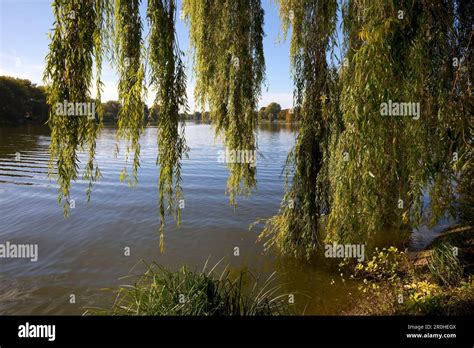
(114, 0), (146, 184)
(259, 0), (471, 259)
(44, 0), (471, 256)
(183, 0), (265, 205)
(45, 0), (189, 249)
(44, 0), (107, 216)
(326, 0), (472, 245)
(147, 0), (189, 251)
(257, 0), (339, 259)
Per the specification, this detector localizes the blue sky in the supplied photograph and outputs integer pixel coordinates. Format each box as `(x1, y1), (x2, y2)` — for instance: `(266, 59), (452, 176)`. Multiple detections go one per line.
(0, 0), (294, 109)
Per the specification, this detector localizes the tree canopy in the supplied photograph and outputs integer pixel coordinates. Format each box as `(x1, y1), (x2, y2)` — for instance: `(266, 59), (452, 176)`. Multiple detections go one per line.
(0, 76), (48, 125)
(43, 0), (472, 257)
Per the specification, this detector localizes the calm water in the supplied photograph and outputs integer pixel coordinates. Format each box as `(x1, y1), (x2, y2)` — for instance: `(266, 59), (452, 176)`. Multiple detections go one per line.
(0, 123), (442, 315)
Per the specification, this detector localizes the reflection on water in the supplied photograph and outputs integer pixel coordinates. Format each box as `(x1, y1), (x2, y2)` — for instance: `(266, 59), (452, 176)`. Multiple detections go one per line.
(0, 123), (440, 315)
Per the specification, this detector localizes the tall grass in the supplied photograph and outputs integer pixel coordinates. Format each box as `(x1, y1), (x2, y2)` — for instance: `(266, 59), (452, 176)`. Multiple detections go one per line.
(428, 243), (463, 287)
(105, 261), (293, 316)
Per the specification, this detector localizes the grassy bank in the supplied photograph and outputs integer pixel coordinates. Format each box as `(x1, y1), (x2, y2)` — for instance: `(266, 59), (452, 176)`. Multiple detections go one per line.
(96, 225), (473, 316)
(342, 225), (474, 315)
(100, 262), (293, 316)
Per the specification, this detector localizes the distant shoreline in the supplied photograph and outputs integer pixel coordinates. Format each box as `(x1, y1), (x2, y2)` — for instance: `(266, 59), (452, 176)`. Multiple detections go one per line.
(1, 75), (296, 127)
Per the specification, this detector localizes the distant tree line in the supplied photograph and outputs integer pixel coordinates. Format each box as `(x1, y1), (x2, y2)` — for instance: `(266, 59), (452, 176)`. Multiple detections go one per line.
(258, 102), (297, 123)
(0, 76), (48, 125)
(103, 102), (210, 123)
(1, 76), (295, 126)
(0, 76), (206, 125)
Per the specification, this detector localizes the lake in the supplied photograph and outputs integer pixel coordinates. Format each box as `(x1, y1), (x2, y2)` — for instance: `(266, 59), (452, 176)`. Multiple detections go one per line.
(0, 122), (444, 315)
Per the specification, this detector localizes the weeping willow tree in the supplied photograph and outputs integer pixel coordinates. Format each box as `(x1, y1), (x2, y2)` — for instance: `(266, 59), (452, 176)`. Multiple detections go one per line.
(259, 0), (471, 259)
(114, 0), (146, 184)
(182, 0), (265, 205)
(44, 0), (108, 215)
(44, 0), (471, 255)
(257, 0), (340, 258)
(453, 0), (473, 224)
(326, 0), (472, 245)
(147, 0), (189, 251)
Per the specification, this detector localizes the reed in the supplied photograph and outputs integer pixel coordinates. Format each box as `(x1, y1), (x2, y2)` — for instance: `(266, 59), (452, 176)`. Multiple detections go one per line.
(106, 261), (292, 316)
(428, 243), (463, 287)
